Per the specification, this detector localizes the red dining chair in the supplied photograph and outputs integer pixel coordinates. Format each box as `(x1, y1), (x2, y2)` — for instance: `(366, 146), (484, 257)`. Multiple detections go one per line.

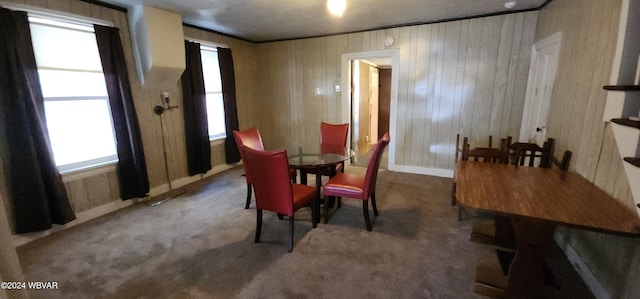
(233, 128), (297, 209)
(322, 133), (390, 230)
(320, 122), (350, 174)
(242, 147), (317, 252)
(301, 122), (350, 183)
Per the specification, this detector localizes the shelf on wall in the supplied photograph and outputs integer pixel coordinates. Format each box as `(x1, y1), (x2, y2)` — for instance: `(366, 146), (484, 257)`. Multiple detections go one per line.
(603, 85), (640, 91)
(623, 157), (640, 168)
(611, 118), (640, 129)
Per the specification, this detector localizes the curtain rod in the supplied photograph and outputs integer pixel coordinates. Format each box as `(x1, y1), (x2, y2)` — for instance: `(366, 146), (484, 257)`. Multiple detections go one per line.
(0, 1), (113, 27)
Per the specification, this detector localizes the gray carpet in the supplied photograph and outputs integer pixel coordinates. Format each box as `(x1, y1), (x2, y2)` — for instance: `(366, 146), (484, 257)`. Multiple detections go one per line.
(16, 166), (593, 299)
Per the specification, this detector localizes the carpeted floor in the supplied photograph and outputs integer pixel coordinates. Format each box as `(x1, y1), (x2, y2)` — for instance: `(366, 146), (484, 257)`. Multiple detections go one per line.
(16, 166), (593, 299)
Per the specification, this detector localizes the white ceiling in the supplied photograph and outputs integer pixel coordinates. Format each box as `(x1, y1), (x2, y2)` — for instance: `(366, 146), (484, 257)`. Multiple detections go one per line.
(98, 0), (548, 43)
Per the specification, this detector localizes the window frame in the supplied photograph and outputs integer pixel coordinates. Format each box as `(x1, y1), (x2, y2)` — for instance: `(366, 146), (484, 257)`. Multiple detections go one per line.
(28, 14), (119, 176)
(199, 43), (228, 142)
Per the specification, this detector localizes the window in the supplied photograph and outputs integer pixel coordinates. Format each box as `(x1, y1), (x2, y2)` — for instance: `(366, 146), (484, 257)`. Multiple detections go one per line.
(200, 45), (227, 140)
(29, 17), (118, 173)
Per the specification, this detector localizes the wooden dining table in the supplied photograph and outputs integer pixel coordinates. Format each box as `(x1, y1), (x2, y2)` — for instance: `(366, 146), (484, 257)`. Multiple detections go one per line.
(455, 161), (640, 298)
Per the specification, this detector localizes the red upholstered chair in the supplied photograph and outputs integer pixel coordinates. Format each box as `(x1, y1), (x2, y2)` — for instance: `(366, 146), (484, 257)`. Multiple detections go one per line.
(322, 133), (390, 231)
(320, 122), (350, 173)
(242, 147), (317, 252)
(301, 122), (350, 184)
(233, 128), (297, 209)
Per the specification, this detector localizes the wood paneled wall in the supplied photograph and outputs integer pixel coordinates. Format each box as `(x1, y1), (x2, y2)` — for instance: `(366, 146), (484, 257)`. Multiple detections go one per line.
(536, 0), (640, 297)
(0, 0), (257, 224)
(255, 12), (538, 171)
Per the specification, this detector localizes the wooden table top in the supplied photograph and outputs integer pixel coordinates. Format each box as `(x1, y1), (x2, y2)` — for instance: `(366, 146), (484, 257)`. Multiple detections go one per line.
(456, 161), (640, 236)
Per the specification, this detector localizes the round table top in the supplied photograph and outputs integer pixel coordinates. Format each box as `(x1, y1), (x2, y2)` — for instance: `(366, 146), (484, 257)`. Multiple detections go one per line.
(288, 145), (354, 169)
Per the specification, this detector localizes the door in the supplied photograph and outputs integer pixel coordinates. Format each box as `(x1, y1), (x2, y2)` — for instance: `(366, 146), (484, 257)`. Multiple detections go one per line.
(520, 32), (562, 145)
(378, 68), (391, 139)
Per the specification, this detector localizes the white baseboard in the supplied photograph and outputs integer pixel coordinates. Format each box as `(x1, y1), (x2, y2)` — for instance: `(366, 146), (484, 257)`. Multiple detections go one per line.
(390, 164), (454, 178)
(554, 232), (610, 299)
(148, 164), (237, 196)
(12, 163), (237, 247)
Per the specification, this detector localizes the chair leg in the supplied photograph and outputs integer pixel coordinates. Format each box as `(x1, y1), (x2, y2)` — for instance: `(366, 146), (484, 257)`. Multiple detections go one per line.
(337, 197), (342, 208)
(245, 183), (252, 209)
(451, 182), (457, 206)
(363, 200), (372, 231)
(371, 192), (379, 216)
(255, 209), (263, 243)
(288, 216), (294, 252)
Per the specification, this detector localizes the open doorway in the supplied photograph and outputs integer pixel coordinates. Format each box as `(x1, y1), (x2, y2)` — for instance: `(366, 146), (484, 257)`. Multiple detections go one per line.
(342, 50), (398, 170)
(351, 60), (383, 157)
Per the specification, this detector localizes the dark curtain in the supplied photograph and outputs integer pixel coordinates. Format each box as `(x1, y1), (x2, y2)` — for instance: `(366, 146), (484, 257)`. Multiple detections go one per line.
(0, 8), (75, 233)
(181, 41), (212, 176)
(94, 25), (149, 200)
(217, 47), (241, 164)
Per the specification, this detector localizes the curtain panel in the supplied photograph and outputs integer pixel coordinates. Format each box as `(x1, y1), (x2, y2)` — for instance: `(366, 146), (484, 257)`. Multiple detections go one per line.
(217, 47), (241, 164)
(94, 25), (149, 200)
(181, 41), (212, 176)
(0, 8), (75, 233)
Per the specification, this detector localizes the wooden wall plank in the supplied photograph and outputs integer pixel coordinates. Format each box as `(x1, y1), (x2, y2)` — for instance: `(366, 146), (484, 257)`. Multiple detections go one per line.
(437, 21), (461, 169)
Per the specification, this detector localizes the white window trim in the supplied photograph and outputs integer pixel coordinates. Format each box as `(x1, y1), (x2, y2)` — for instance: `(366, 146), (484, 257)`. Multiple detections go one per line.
(196, 41), (228, 141)
(61, 160), (117, 182)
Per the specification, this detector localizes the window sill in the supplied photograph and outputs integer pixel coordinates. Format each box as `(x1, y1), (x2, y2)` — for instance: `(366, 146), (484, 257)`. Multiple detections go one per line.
(60, 161), (117, 182)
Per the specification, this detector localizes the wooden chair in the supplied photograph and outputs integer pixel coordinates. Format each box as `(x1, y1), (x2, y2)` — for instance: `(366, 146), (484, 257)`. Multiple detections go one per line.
(453, 134), (509, 220)
(242, 147), (317, 253)
(322, 133), (390, 230)
(233, 128), (297, 209)
(507, 138), (555, 168)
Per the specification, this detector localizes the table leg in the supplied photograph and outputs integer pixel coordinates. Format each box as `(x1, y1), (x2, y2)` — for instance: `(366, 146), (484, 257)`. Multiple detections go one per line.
(507, 218), (556, 299)
(300, 169), (308, 185)
(315, 173), (322, 223)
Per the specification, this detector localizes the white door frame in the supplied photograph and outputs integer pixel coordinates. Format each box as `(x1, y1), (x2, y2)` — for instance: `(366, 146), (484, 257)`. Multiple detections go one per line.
(341, 49), (399, 171)
(520, 32), (563, 144)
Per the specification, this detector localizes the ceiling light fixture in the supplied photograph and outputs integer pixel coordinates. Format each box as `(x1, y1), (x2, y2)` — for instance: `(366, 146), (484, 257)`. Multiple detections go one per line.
(504, 1), (517, 9)
(327, 0), (346, 17)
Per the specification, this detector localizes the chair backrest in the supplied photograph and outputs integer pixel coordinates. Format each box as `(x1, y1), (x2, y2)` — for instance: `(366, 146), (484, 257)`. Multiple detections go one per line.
(552, 150), (572, 171)
(242, 147), (294, 216)
(364, 133), (390, 196)
(320, 122), (349, 147)
(233, 128), (265, 184)
(508, 138), (555, 168)
(459, 134), (509, 164)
